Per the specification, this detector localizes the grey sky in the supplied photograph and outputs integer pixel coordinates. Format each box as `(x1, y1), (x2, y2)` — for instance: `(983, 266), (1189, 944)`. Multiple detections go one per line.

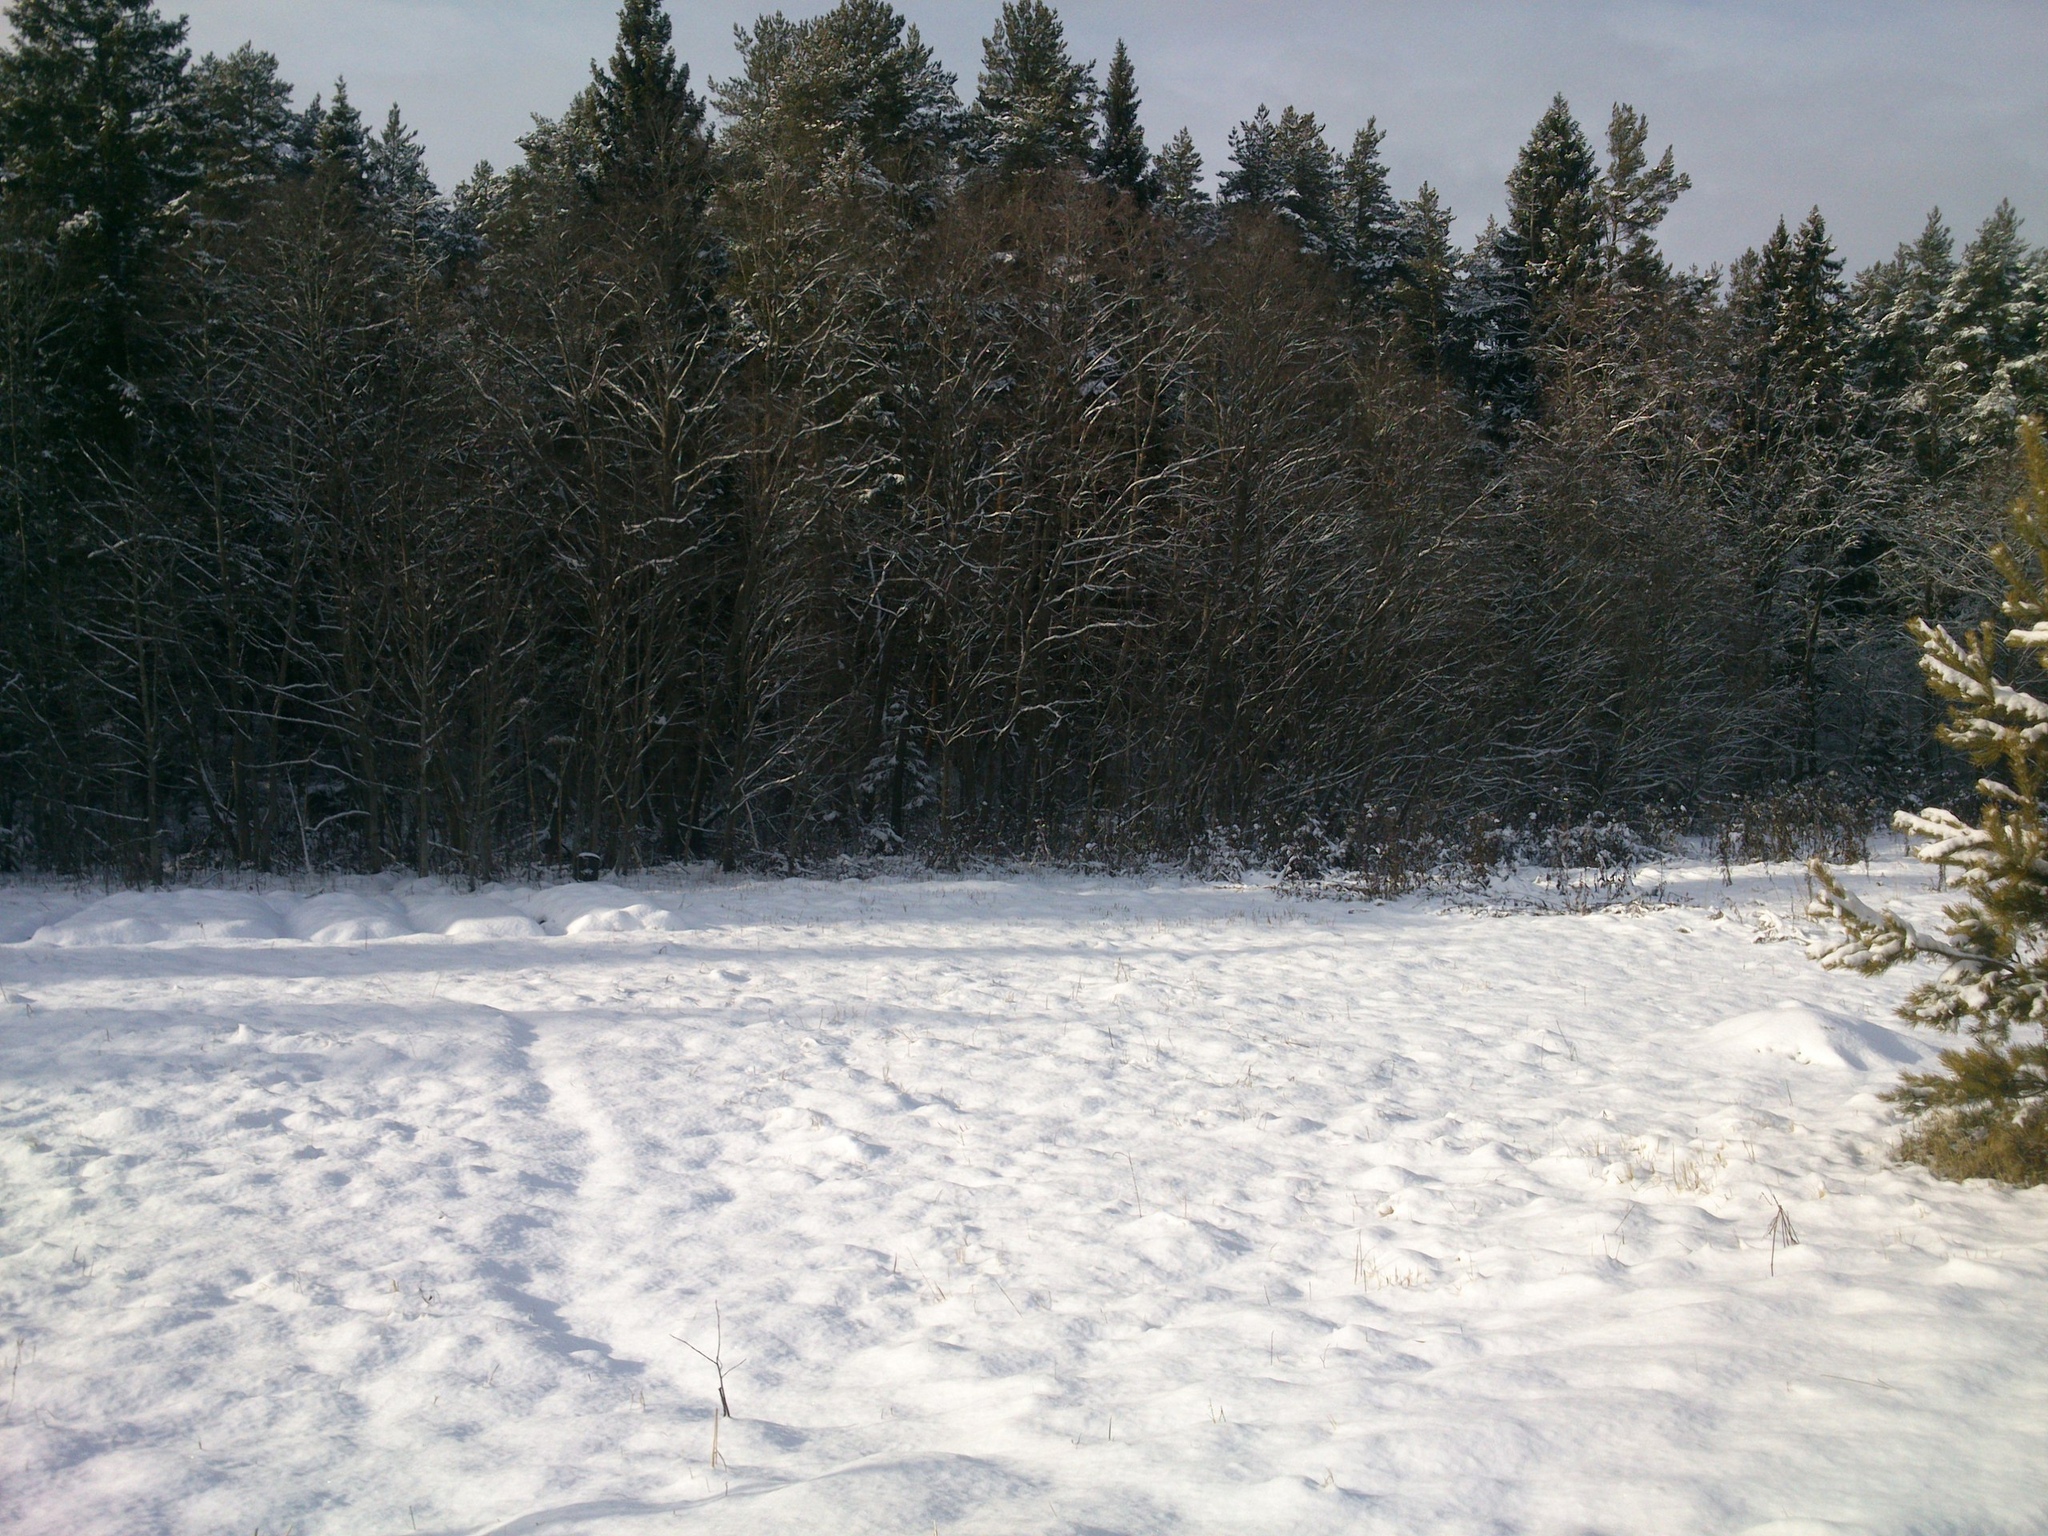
(163, 1), (2047, 273)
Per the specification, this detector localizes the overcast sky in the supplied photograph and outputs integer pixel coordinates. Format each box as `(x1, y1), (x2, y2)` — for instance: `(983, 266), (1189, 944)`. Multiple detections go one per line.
(161, 0), (2048, 273)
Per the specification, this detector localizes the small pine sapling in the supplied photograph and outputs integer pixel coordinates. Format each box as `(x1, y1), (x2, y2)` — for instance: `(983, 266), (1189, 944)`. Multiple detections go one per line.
(1808, 420), (2048, 1185)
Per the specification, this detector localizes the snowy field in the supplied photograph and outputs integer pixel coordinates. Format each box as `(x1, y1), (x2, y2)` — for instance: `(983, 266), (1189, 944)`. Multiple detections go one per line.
(1, 859), (2044, 1536)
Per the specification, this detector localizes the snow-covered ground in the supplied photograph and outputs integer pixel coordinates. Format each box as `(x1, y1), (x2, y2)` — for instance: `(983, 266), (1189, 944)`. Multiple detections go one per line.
(1, 859), (2043, 1535)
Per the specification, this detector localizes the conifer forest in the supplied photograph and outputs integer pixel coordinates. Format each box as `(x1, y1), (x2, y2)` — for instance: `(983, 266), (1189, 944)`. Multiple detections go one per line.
(4, 0), (2045, 882)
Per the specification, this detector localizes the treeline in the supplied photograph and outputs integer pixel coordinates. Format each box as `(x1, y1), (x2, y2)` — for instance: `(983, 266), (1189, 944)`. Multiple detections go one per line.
(1, 0), (2043, 879)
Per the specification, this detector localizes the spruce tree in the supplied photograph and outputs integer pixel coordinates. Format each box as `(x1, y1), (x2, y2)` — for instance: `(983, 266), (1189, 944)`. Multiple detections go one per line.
(1784, 209), (1852, 420)
(1153, 127), (1206, 224)
(367, 104), (451, 250)
(1855, 210), (1954, 403)
(590, 0), (711, 202)
(1724, 208), (1870, 776)
(311, 79), (369, 176)
(0, 0), (204, 875)
(0, 0), (196, 436)
(1092, 39), (1150, 200)
(1730, 220), (1793, 343)
(1447, 216), (1534, 430)
(1505, 94), (1602, 307)
(1391, 181), (1456, 368)
(969, 0), (1095, 174)
(1339, 118), (1400, 298)
(1810, 419), (2048, 1185)
(1925, 201), (2048, 455)
(1850, 209), (1956, 466)
(566, 0), (719, 316)
(1732, 211), (1850, 428)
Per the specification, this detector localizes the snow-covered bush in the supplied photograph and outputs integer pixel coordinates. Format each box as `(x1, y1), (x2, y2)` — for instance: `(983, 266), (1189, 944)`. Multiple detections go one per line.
(1713, 778), (1880, 869)
(1525, 817), (1661, 911)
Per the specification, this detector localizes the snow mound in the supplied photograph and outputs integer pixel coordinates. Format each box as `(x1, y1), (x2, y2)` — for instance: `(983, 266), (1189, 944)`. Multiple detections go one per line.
(0, 894), (80, 944)
(519, 884), (683, 935)
(11, 884), (686, 946)
(563, 903), (680, 935)
(1709, 1002), (1933, 1072)
(78, 1105), (168, 1140)
(401, 895), (543, 940)
(285, 892), (415, 944)
(33, 890), (286, 946)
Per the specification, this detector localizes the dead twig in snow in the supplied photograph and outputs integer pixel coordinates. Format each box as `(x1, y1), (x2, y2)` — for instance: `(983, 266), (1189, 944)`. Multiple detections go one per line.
(1767, 1195), (1800, 1276)
(674, 1301), (745, 1419)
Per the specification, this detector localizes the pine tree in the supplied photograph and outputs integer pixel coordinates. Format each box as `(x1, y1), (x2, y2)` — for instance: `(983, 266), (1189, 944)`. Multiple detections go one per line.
(1338, 118), (1400, 298)
(1092, 39), (1150, 200)
(1810, 420), (2048, 1185)
(1505, 94), (1602, 307)
(507, 85), (601, 196)
(1153, 127), (1206, 224)
(188, 45), (296, 207)
(969, 0), (1095, 174)
(714, 0), (959, 200)
(1600, 102), (1688, 291)
(1218, 105), (1275, 202)
(1220, 104), (1339, 255)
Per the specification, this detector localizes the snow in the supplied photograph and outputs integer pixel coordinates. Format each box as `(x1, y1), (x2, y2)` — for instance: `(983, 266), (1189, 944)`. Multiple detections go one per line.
(1707, 1003), (1936, 1073)
(16, 885), (693, 948)
(284, 892), (414, 945)
(1, 860), (2044, 1535)
(32, 889), (287, 946)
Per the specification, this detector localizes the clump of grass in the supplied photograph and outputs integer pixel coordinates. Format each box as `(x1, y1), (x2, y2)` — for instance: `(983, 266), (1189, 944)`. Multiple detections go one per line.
(1892, 1043), (2048, 1186)
(1897, 1108), (2048, 1184)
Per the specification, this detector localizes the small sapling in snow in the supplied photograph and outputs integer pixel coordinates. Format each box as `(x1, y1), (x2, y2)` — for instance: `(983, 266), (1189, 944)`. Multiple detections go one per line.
(1809, 421), (2048, 1185)
(675, 1303), (741, 1419)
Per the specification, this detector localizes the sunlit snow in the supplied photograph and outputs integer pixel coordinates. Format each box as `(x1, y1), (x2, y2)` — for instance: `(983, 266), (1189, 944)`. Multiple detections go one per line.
(1, 862), (2043, 1534)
